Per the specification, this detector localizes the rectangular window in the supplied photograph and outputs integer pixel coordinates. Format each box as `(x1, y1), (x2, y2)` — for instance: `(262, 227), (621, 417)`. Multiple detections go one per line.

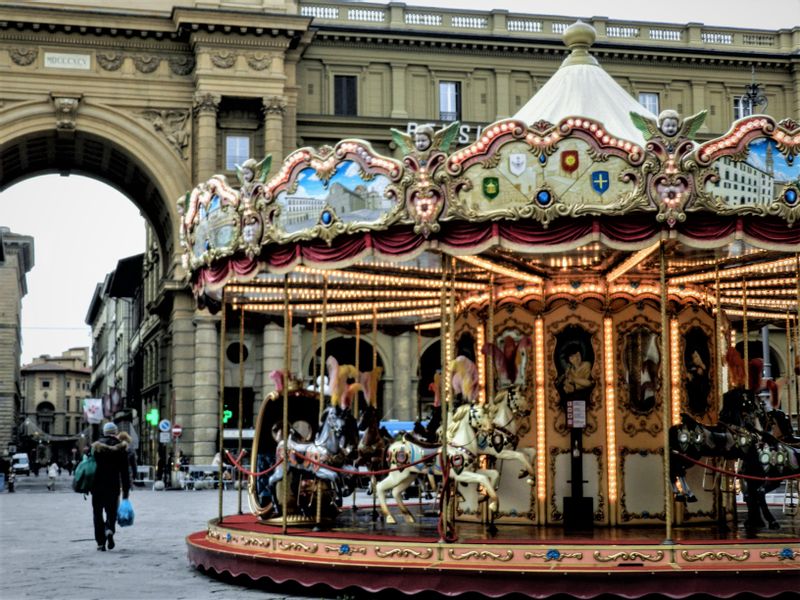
(66, 381), (71, 389)
(334, 75), (358, 116)
(439, 81), (461, 122)
(225, 135), (250, 171)
(733, 96), (753, 120)
(41, 380), (50, 388)
(638, 92), (659, 115)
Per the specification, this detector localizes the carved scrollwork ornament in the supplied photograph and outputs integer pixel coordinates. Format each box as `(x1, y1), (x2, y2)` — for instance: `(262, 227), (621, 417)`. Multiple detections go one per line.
(52, 96), (81, 130)
(211, 52), (236, 69)
(168, 55), (195, 76)
(97, 53), (124, 71)
(9, 47), (38, 66)
(133, 55), (161, 74)
(247, 54), (272, 71)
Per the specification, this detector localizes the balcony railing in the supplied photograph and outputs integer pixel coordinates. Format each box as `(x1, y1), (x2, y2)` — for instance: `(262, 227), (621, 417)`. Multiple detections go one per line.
(298, 1), (789, 53)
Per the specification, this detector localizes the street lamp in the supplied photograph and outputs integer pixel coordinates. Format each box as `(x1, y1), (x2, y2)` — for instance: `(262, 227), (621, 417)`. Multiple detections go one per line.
(743, 66), (768, 114)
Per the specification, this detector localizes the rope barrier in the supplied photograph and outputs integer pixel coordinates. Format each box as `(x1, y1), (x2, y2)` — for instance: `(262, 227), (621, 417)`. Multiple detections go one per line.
(225, 450), (284, 477)
(674, 451), (800, 482)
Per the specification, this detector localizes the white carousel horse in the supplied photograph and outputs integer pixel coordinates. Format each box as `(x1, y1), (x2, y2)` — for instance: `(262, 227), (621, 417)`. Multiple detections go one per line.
(479, 385), (536, 485)
(375, 403), (499, 525)
(268, 405), (358, 516)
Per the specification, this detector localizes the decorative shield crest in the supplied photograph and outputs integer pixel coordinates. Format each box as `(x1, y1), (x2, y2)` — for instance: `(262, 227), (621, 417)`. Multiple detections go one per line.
(491, 432), (505, 453)
(591, 170), (610, 195)
(394, 448), (409, 468)
(450, 453), (465, 475)
(560, 150), (579, 173)
(482, 177), (500, 200)
(509, 153), (527, 176)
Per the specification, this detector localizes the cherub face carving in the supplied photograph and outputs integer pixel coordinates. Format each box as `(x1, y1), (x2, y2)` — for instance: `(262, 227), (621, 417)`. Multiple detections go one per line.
(660, 117), (679, 137)
(414, 132), (432, 152)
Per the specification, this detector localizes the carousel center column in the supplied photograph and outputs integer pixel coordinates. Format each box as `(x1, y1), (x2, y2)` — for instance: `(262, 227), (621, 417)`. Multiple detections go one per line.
(392, 332), (413, 420)
(263, 96), (286, 178)
(193, 92), (220, 182)
(192, 311), (221, 463)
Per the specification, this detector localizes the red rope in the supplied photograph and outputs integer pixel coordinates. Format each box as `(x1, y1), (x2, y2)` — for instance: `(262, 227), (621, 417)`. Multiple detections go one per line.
(287, 448), (438, 476)
(225, 450), (284, 477)
(674, 451), (800, 482)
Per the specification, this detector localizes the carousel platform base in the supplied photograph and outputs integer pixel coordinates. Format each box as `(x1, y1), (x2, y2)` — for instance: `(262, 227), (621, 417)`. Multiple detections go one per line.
(187, 503), (799, 598)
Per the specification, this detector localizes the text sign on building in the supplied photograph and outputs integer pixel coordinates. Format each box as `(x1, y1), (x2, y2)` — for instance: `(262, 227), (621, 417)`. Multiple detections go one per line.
(44, 52), (91, 70)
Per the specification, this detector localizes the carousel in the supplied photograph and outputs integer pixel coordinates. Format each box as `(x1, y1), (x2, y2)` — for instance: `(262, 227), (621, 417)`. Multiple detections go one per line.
(184, 22), (799, 598)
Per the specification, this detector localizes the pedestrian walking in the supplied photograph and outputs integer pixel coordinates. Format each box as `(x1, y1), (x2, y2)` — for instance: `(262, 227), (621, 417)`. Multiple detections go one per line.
(91, 421), (131, 551)
(46, 461), (59, 491)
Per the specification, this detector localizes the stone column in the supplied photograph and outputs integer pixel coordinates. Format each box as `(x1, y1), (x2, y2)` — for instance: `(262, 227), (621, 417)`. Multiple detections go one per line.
(262, 322), (285, 392)
(391, 332), (413, 420)
(391, 64), (409, 119)
(170, 291), (195, 452)
(192, 312), (220, 462)
(792, 64), (800, 121)
(192, 92), (220, 182)
(263, 96), (286, 178)
(691, 81), (708, 132)
(495, 69), (510, 120)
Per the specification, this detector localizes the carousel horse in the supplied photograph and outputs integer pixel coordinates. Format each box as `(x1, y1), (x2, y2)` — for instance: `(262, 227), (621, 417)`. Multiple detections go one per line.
(375, 403), (499, 525)
(478, 385), (536, 485)
(268, 403), (359, 517)
(669, 349), (800, 531)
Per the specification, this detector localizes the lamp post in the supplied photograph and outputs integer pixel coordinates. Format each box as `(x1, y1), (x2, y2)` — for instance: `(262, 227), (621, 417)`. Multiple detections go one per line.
(743, 66), (768, 114)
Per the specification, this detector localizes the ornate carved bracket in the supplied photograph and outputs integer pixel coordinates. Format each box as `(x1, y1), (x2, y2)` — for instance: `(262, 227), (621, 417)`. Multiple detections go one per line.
(51, 94), (82, 130)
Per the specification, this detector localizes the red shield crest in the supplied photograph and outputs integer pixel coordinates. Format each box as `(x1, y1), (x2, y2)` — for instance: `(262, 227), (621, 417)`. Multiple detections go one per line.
(560, 150), (579, 173)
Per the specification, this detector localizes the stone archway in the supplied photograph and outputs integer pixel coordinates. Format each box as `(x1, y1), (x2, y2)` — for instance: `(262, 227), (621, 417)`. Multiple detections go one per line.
(0, 97), (189, 269)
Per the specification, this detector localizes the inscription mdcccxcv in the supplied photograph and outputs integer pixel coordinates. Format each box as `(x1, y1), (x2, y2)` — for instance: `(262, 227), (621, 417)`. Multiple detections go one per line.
(44, 52), (91, 70)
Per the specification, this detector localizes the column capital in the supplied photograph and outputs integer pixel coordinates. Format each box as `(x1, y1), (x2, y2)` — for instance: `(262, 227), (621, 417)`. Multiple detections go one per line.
(192, 92), (220, 116)
(193, 311), (221, 328)
(262, 95), (287, 116)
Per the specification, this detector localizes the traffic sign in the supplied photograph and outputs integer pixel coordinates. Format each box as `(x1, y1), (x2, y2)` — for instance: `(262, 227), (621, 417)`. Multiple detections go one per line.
(172, 424), (182, 438)
(158, 419), (171, 433)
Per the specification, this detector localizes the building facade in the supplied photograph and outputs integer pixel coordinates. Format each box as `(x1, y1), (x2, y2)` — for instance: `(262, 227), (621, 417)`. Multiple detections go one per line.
(0, 227), (34, 457)
(1, 1), (798, 463)
(20, 347), (91, 466)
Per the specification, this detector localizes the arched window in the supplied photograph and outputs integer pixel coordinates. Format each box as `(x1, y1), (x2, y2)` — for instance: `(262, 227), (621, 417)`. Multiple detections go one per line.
(36, 401), (55, 434)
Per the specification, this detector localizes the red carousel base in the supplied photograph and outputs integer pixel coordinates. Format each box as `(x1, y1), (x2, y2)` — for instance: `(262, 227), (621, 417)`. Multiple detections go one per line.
(187, 506), (799, 598)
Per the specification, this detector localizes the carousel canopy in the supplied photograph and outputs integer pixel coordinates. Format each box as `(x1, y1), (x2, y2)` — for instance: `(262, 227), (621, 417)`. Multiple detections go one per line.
(513, 21), (656, 146)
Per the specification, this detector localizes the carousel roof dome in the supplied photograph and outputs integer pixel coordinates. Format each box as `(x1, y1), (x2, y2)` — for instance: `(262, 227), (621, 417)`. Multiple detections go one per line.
(512, 21), (655, 146)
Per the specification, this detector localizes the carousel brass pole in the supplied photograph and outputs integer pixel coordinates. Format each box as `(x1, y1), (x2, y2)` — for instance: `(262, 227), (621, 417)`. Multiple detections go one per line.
(417, 328), (423, 420)
(355, 320), (361, 420)
(316, 275), (328, 527)
(372, 306), (378, 372)
(659, 241), (673, 544)
(217, 290), (227, 523)
(439, 253), (451, 541)
(311, 318), (318, 391)
(237, 306), (245, 514)
(448, 257), (458, 526)
(487, 274), (495, 404)
(281, 276), (292, 534)
(785, 313), (795, 429)
(742, 278), (748, 371)
(714, 265), (723, 414)
(795, 253), (800, 430)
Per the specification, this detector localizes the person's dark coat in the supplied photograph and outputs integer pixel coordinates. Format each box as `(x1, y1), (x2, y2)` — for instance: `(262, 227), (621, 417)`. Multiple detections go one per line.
(91, 435), (131, 498)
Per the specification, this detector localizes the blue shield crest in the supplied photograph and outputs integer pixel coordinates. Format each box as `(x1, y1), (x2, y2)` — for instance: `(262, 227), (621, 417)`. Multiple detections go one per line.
(591, 171), (610, 195)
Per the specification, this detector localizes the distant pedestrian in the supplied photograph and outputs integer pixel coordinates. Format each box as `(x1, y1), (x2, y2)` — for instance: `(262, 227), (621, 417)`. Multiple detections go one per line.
(47, 461), (59, 491)
(91, 422), (131, 551)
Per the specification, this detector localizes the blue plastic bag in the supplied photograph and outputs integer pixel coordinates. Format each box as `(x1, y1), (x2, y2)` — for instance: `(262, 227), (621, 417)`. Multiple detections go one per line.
(117, 498), (134, 527)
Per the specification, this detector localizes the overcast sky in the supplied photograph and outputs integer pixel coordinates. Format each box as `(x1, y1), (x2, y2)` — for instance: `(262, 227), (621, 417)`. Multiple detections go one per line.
(1, 0), (796, 364)
(0, 176), (144, 365)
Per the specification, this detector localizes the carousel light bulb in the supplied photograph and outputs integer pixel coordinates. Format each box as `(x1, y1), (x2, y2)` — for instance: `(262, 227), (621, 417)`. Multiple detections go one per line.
(534, 318), (546, 503)
(603, 318), (618, 504)
(670, 318), (681, 426)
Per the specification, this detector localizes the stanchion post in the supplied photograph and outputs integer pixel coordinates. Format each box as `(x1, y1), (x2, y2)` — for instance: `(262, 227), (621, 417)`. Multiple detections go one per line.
(218, 290), (227, 523)
(237, 306), (245, 514)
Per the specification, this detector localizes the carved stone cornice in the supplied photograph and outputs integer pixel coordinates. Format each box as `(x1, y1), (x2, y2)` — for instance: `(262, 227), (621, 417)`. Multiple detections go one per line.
(9, 46), (38, 66)
(262, 96), (287, 116)
(51, 94), (81, 130)
(192, 93), (220, 117)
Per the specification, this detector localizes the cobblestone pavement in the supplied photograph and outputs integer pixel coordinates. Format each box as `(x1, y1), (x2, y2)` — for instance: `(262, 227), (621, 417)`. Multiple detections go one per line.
(0, 472), (325, 600)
